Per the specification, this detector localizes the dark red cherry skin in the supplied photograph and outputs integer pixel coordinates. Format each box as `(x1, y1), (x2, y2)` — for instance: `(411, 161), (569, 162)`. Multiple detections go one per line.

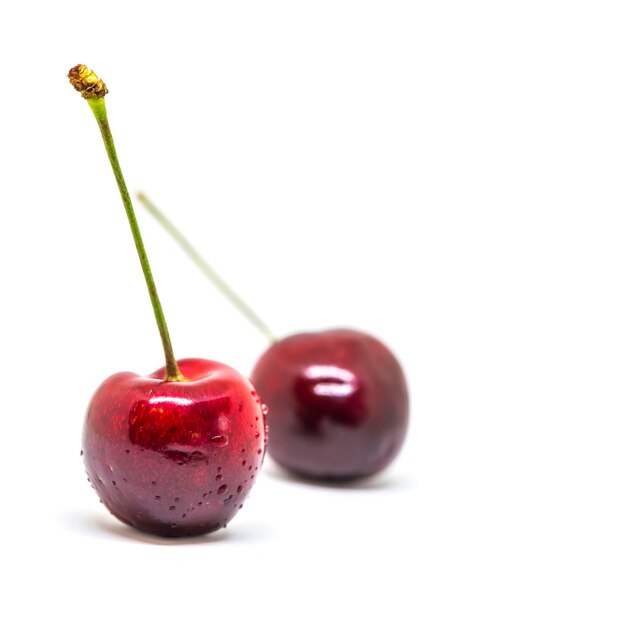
(83, 358), (267, 537)
(250, 329), (409, 481)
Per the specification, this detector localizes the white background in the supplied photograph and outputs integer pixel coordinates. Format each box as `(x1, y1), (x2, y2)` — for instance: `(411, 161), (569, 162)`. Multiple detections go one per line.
(1, 1), (625, 624)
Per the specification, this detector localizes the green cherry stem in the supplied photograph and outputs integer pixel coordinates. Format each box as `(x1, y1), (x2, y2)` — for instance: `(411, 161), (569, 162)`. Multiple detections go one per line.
(68, 65), (185, 382)
(137, 192), (276, 344)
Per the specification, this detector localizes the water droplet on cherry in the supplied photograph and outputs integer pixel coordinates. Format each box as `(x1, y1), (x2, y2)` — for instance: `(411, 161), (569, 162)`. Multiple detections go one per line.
(211, 435), (228, 447)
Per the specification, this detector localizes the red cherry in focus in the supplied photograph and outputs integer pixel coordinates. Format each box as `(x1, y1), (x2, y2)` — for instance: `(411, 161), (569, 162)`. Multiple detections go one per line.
(69, 66), (267, 536)
(251, 329), (408, 480)
(83, 358), (267, 537)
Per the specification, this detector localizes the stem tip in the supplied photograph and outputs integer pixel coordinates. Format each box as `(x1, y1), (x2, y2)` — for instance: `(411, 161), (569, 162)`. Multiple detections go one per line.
(68, 64), (108, 99)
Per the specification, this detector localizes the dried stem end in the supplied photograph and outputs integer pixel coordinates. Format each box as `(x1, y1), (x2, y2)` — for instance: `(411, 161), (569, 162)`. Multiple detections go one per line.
(68, 64), (108, 99)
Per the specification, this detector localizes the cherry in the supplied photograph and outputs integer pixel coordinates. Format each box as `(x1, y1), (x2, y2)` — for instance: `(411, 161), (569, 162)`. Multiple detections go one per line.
(137, 194), (409, 481)
(69, 65), (266, 536)
(84, 359), (266, 536)
(250, 329), (408, 480)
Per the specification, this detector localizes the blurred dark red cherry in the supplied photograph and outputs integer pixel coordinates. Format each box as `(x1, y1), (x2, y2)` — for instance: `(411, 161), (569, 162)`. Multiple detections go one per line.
(251, 329), (409, 480)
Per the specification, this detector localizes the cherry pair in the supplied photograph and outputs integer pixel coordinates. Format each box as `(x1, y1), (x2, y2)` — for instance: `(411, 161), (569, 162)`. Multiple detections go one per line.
(70, 65), (408, 538)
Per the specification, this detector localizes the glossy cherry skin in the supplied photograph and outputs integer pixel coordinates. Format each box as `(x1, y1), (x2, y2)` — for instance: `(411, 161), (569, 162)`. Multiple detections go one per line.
(250, 329), (409, 480)
(83, 358), (267, 537)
